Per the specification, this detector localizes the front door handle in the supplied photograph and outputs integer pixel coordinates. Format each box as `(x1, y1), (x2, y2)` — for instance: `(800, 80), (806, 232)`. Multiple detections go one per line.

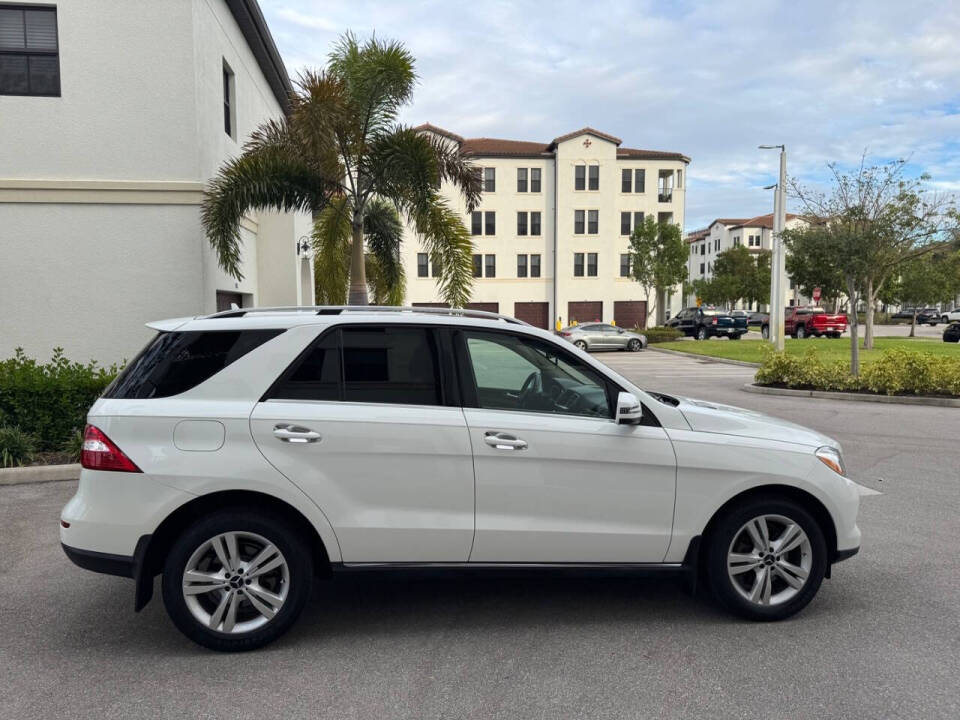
(484, 431), (528, 451)
(273, 424), (322, 443)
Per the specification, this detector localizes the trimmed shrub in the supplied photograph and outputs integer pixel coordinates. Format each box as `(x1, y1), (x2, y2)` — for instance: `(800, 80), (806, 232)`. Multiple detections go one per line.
(0, 425), (38, 468)
(640, 326), (684, 344)
(0, 348), (120, 452)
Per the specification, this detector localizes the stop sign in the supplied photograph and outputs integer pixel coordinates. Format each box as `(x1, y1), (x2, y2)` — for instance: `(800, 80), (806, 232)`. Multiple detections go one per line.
(812, 287), (821, 303)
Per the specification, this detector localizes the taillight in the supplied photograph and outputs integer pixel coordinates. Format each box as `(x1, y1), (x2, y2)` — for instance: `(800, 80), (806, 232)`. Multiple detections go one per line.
(712, 317), (718, 324)
(561, 331), (572, 337)
(81, 424), (142, 473)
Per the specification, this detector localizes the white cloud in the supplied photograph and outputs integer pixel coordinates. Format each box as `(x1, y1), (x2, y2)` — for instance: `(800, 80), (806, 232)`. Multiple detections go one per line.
(259, 0), (960, 229)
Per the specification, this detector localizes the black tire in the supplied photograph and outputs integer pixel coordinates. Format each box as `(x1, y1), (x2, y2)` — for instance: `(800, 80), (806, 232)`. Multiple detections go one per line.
(696, 327), (707, 341)
(729, 333), (741, 340)
(574, 340), (588, 351)
(161, 508), (314, 651)
(628, 338), (641, 352)
(761, 325), (769, 340)
(705, 495), (827, 621)
(796, 325), (806, 339)
(828, 332), (841, 339)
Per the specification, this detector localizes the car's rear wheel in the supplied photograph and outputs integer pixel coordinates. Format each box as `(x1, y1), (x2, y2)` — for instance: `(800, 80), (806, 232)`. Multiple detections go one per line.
(161, 509), (313, 651)
(705, 496), (827, 621)
(729, 333), (741, 340)
(574, 340), (587, 351)
(628, 338), (642, 352)
(796, 325), (807, 339)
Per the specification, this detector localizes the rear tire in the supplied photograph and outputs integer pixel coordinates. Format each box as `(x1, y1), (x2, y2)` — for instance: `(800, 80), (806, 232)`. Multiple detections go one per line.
(574, 340), (587, 351)
(705, 496), (827, 621)
(796, 325), (807, 339)
(761, 325), (769, 340)
(161, 508), (314, 651)
(729, 333), (741, 340)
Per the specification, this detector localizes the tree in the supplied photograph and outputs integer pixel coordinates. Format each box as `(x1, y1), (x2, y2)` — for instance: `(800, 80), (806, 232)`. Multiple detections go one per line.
(202, 33), (482, 307)
(747, 249), (772, 310)
(784, 234), (845, 311)
(628, 217), (688, 325)
(785, 157), (957, 374)
(890, 249), (960, 336)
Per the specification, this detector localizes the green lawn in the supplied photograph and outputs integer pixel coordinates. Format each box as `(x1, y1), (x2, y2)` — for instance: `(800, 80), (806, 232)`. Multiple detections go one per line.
(654, 336), (959, 364)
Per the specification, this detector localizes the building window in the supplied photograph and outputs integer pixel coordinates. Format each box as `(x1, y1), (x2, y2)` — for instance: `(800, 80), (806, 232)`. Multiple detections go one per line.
(733, 237), (741, 247)
(530, 254), (541, 277)
(0, 5), (60, 96)
(699, 262), (705, 274)
(530, 168), (541, 193)
(620, 254), (632, 277)
(417, 253), (429, 277)
(621, 169), (632, 193)
(222, 61), (236, 138)
(587, 210), (598, 234)
(574, 210), (585, 235)
(484, 211), (495, 236)
(715, 238), (720, 251)
(677, 169), (682, 189)
(635, 169), (645, 193)
(530, 211), (541, 236)
(634, 211), (645, 232)
(587, 253), (598, 276)
(575, 165), (585, 191)
(700, 244), (705, 255)
(471, 211), (482, 236)
(483, 167), (496, 192)
(517, 254), (528, 278)
(517, 211), (528, 236)
(484, 254), (496, 278)
(517, 168), (527, 193)
(472, 254), (482, 278)
(574, 253), (584, 277)
(620, 212), (631, 236)
(588, 165), (599, 191)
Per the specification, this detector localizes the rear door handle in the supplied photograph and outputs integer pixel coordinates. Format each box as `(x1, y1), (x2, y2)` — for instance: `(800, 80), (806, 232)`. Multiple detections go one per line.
(483, 431), (527, 451)
(273, 424), (322, 443)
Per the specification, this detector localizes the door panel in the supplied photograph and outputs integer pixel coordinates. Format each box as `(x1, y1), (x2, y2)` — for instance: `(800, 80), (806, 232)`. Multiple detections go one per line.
(465, 409), (677, 562)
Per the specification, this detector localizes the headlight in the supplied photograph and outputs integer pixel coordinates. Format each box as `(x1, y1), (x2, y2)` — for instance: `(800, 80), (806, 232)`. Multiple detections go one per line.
(815, 446), (845, 476)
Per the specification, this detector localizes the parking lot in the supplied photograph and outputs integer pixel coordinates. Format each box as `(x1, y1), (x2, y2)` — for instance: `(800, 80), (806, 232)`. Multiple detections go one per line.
(1, 349), (958, 719)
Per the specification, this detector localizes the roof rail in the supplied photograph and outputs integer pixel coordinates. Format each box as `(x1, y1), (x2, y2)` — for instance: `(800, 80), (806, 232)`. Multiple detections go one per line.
(204, 305), (530, 326)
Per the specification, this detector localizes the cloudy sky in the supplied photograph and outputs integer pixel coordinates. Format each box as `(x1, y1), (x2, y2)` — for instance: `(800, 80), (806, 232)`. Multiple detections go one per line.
(259, 0), (960, 231)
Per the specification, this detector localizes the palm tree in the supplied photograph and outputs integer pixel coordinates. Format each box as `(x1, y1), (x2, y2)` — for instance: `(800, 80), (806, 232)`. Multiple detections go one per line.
(201, 33), (481, 306)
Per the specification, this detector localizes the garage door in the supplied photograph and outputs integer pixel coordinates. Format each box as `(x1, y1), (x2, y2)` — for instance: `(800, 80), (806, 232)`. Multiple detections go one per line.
(466, 302), (499, 313)
(614, 301), (647, 330)
(568, 301), (603, 325)
(412, 302), (449, 308)
(513, 302), (549, 329)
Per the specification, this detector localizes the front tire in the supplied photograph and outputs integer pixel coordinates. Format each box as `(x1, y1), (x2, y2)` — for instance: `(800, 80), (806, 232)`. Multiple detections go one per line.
(761, 325), (770, 340)
(705, 496), (827, 621)
(574, 340), (588, 351)
(796, 325), (807, 339)
(628, 338), (642, 352)
(161, 508), (314, 651)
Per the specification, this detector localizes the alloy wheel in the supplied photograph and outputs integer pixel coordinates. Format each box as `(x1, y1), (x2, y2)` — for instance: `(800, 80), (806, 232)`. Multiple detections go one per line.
(181, 531), (290, 634)
(726, 514), (812, 607)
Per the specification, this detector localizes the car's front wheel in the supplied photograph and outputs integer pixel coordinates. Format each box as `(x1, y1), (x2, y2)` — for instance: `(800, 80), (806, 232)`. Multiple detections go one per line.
(795, 325), (807, 339)
(574, 340), (588, 351)
(627, 338), (642, 352)
(705, 496), (827, 621)
(161, 509), (314, 651)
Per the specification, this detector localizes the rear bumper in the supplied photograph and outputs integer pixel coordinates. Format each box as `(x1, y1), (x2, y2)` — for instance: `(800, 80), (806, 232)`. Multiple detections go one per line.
(834, 546), (859, 563)
(62, 543), (136, 578)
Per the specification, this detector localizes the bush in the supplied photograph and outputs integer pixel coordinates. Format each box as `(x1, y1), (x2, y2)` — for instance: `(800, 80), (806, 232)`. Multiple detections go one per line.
(0, 348), (120, 452)
(640, 326), (683, 344)
(756, 347), (960, 396)
(0, 425), (38, 468)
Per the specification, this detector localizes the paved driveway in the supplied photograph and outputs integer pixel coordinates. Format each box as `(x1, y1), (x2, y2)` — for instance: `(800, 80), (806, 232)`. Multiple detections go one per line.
(1, 350), (958, 719)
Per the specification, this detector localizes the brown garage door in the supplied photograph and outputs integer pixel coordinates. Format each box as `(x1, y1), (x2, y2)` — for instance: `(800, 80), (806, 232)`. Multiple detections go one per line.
(412, 302), (449, 308)
(466, 302), (499, 313)
(614, 301), (647, 330)
(568, 301), (602, 325)
(514, 302), (549, 329)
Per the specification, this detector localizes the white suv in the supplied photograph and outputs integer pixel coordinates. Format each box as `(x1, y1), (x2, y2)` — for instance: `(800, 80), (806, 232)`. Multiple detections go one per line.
(61, 306), (863, 651)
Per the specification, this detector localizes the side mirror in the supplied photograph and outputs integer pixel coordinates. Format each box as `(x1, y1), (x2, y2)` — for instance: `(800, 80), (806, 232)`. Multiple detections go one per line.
(615, 392), (644, 425)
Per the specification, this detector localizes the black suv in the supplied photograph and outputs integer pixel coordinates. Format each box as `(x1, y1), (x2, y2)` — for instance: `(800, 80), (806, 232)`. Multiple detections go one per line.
(667, 308), (749, 340)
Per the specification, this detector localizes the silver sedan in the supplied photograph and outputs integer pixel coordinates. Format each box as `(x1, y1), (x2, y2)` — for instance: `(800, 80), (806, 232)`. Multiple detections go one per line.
(559, 323), (648, 352)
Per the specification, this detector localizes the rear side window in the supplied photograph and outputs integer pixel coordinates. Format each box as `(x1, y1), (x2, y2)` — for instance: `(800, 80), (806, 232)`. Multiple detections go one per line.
(104, 330), (283, 399)
(268, 326), (442, 406)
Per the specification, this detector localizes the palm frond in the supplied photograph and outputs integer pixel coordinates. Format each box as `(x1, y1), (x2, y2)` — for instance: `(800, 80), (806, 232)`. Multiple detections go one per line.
(312, 196), (352, 304)
(363, 199), (406, 305)
(413, 200), (474, 308)
(423, 132), (482, 212)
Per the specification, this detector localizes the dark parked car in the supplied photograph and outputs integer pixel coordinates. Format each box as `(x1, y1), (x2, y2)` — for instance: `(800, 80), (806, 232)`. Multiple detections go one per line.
(892, 308), (939, 326)
(944, 322), (960, 343)
(748, 311), (767, 327)
(667, 307), (748, 340)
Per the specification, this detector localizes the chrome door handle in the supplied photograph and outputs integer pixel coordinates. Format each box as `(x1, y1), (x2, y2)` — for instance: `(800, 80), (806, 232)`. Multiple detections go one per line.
(273, 424), (321, 443)
(483, 431), (527, 451)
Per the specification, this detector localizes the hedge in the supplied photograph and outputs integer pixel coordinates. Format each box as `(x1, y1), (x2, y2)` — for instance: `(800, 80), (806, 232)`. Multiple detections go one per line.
(639, 326), (684, 344)
(0, 348), (120, 452)
(755, 348), (960, 397)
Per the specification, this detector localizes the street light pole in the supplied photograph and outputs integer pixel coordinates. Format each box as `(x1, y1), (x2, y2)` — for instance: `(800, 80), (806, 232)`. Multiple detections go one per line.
(760, 144), (787, 351)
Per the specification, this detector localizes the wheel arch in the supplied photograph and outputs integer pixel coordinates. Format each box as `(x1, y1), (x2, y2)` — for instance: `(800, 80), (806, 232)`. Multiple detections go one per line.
(135, 490), (332, 611)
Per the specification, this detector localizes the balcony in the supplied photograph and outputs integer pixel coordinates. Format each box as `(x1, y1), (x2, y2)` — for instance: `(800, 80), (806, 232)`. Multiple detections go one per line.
(658, 188), (673, 203)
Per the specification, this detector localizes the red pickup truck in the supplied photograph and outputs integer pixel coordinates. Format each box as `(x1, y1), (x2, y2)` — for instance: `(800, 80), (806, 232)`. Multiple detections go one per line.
(761, 307), (848, 339)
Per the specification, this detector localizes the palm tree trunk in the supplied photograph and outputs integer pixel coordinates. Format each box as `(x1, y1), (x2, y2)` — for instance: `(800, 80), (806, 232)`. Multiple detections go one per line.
(347, 219), (368, 305)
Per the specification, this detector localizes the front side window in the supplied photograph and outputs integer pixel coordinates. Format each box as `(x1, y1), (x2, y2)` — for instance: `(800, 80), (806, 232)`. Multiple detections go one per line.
(587, 210), (598, 234)
(530, 254), (541, 277)
(484, 210), (495, 235)
(530, 211), (541, 236)
(462, 332), (613, 419)
(483, 167), (496, 192)
(574, 165), (585, 191)
(517, 168), (527, 193)
(517, 211), (528, 236)
(0, 4), (59, 96)
(588, 164), (599, 191)
(530, 168), (541, 192)
(517, 254), (528, 277)
(417, 253), (428, 277)
(574, 252), (585, 277)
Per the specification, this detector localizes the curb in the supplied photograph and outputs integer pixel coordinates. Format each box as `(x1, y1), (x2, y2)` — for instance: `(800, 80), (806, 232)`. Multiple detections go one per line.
(647, 346), (761, 368)
(0, 463), (80, 486)
(742, 384), (960, 408)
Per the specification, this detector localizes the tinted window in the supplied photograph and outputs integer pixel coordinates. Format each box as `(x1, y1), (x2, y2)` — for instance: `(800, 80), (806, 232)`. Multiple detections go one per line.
(105, 330), (282, 399)
(342, 327), (441, 405)
(271, 330), (341, 401)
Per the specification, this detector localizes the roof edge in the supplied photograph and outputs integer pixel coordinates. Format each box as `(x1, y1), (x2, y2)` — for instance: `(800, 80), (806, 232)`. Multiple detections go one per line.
(226, 0), (294, 113)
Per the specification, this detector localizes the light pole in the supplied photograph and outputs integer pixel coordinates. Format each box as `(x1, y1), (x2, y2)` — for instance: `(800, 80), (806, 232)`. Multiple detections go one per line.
(759, 144), (787, 351)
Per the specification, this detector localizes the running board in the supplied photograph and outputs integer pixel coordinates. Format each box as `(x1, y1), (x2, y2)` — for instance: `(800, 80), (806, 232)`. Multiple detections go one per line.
(335, 561), (684, 571)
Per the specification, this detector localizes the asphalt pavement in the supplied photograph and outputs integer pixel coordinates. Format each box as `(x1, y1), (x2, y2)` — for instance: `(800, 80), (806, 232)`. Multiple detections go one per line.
(1, 350), (958, 719)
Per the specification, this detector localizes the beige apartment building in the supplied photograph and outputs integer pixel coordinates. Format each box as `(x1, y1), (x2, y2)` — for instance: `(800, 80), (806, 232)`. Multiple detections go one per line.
(402, 125), (689, 329)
